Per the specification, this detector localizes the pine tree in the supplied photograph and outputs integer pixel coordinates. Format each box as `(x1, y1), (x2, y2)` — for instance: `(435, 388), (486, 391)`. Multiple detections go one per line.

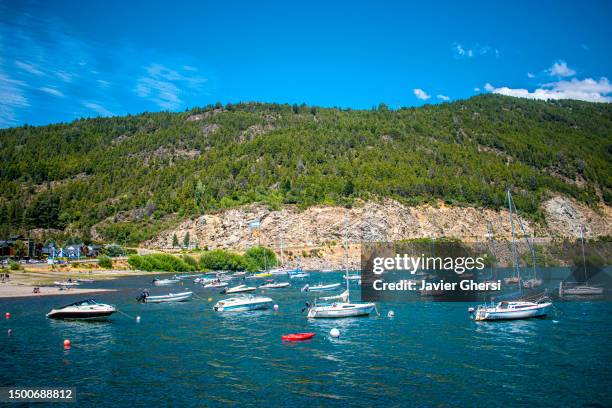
(172, 233), (179, 248)
(183, 232), (190, 249)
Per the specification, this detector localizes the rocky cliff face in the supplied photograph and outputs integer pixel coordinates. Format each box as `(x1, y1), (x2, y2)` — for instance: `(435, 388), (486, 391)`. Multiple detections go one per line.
(143, 196), (611, 269)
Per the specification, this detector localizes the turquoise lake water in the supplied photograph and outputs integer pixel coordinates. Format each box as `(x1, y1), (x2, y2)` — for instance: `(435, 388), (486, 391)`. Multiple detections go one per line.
(1, 272), (611, 407)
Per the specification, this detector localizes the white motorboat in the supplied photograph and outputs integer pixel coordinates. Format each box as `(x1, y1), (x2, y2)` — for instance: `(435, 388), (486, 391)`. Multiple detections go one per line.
(175, 274), (201, 280)
(301, 283), (342, 292)
(344, 274), (361, 281)
(54, 280), (80, 287)
(137, 291), (193, 303)
(194, 277), (212, 284)
(46, 299), (116, 320)
(152, 278), (180, 286)
(471, 299), (552, 321)
(289, 272), (309, 279)
(269, 268), (287, 275)
(259, 281), (290, 289)
(213, 295), (273, 312)
(203, 281), (228, 289)
(233, 271), (248, 277)
(559, 282), (604, 296)
(222, 284), (256, 294)
(76, 278), (95, 283)
(306, 217), (376, 319)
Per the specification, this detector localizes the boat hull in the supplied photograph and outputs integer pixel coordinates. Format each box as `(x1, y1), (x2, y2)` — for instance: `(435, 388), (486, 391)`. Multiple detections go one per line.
(475, 302), (551, 321)
(213, 297), (273, 312)
(307, 303), (375, 318)
(144, 292), (193, 303)
(47, 311), (115, 320)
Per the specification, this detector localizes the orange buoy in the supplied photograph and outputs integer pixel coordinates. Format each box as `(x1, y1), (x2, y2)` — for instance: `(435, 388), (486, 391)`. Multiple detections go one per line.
(5, 312), (10, 319)
(63, 339), (71, 349)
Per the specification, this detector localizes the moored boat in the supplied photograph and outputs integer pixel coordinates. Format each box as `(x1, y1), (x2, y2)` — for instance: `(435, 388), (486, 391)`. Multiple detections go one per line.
(137, 291), (193, 303)
(259, 281), (290, 289)
(213, 295), (273, 312)
(46, 299), (115, 320)
(203, 280), (228, 289)
(559, 282), (604, 296)
(301, 283), (342, 292)
(223, 284), (256, 294)
(54, 280), (80, 287)
(152, 278), (180, 286)
(471, 299), (552, 321)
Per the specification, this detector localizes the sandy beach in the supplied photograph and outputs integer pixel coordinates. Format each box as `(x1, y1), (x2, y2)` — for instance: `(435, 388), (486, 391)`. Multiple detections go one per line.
(0, 263), (154, 299)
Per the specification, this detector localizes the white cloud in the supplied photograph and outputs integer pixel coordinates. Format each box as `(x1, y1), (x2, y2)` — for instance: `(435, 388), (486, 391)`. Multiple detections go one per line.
(40, 86), (64, 97)
(527, 72), (535, 78)
(474, 87), (480, 92)
(437, 94), (450, 101)
(483, 77), (612, 103)
(452, 43), (499, 59)
(484, 83), (495, 92)
(134, 63), (207, 110)
(83, 102), (114, 117)
(413, 88), (430, 100)
(548, 60), (576, 77)
(0, 70), (29, 127)
(15, 60), (43, 76)
(97, 79), (111, 88)
(56, 70), (76, 82)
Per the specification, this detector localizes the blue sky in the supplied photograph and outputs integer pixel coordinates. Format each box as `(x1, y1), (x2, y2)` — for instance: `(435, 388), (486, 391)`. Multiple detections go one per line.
(1, 0), (611, 128)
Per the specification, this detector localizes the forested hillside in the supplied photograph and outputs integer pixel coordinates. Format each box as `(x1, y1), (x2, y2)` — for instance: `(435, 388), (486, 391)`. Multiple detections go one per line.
(0, 94), (610, 244)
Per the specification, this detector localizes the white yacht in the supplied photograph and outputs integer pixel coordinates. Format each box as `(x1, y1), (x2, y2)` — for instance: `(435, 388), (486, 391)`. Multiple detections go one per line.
(137, 291), (193, 303)
(213, 295), (273, 312)
(46, 299), (116, 320)
(306, 218), (376, 319)
(559, 227), (605, 297)
(472, 299), (552, 321)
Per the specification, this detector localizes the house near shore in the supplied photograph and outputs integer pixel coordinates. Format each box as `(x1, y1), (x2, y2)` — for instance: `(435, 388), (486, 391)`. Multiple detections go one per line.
(0, 235), (36, 258)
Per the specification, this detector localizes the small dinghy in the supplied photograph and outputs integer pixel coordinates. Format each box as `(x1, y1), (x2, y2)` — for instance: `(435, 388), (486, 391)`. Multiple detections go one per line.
(54, 280), (80, 287)
(76, 278), (95, 283)
(302, 283), (342, 292)
(259, 281), (290, 289)
(137, 290), (192, 303)
(282, 332), (315, 341)
(152, 278), (180, 286)
(47, 299), (115, 320)
(223, 284), (256, 294)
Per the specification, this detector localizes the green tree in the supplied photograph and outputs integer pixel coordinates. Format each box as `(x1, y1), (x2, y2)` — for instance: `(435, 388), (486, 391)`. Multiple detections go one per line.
(172, 233), (179, 248)
(183, 232), (190, 248)
(98, 255), (113, 269)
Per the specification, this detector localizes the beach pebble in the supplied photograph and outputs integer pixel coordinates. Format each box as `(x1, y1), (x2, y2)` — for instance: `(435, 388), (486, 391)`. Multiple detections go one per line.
(330, 328), (340, 338)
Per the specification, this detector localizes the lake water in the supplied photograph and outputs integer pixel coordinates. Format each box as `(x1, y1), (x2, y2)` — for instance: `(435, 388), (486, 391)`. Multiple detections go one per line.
(1, 272), (611, 407)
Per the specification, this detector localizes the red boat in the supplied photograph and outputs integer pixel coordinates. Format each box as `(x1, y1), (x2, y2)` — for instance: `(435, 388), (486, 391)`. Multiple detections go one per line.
(281, 332), (315, 341)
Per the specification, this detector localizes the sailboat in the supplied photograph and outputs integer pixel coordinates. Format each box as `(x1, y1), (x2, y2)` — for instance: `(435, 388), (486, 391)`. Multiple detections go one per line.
(470, 190), (552, 321)
(559, 226), (604, 297)
(306, 217), (376, 318)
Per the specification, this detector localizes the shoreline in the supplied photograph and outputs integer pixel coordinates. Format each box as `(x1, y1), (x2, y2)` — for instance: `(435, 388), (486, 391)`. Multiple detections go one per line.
(0, 267), (160, 299)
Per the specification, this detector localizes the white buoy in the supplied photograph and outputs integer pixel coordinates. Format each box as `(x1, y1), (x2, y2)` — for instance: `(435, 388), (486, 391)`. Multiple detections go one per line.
(136, 316), (141, 323)
(387, 310), (395, 318)
(273, 304), (279, 311)
(330, 328), (340, 338)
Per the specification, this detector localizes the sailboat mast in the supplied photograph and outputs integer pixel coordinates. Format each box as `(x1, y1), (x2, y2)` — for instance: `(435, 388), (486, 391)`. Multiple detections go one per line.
(508, 190), (520, 279)
(343, 215), (350, 295)
(580, 225), (587, 283)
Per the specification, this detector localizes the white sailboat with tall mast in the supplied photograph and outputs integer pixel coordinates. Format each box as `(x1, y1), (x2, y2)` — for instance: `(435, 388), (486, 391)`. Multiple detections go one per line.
(470, 190), (552, 321)
(559, 226), (604, 297)
(306, 217), (376, 318)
